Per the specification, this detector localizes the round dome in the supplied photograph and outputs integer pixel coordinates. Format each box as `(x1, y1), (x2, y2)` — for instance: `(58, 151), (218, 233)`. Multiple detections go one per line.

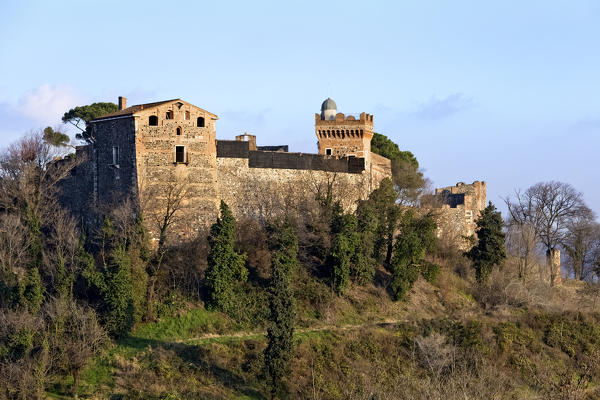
(321, 98), (337, 111)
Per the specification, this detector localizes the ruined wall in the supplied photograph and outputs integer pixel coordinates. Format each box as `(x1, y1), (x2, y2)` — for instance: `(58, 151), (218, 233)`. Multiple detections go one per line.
(432, 181), (487, 249)
(216, 156), (372, 221)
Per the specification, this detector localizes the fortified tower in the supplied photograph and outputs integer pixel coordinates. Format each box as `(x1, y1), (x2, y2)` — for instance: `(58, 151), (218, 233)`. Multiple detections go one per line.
(315, 98), (374, 164)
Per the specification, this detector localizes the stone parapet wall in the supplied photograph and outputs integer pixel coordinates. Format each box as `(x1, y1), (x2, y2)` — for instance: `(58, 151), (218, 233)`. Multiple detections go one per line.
(216, 157), (371, 222)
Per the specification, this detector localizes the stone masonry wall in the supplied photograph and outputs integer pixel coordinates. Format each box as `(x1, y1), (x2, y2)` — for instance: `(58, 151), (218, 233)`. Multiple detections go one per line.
(133, 102), (219, 244)
(216, 157), (372, 222)
(432, 181), (487, 249)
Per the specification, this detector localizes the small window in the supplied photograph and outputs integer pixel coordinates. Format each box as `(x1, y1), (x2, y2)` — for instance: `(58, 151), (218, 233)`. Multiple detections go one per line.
(184, 111), (190, 120)
(175, 146), (185, 163)
(326, 148), (332, 156)
(149, 115), (158, 126)
(112, 146), (119, 165)
(197, 116), (205, 127)
(176, 127), (182, 136)
(166, 111), (173, 120)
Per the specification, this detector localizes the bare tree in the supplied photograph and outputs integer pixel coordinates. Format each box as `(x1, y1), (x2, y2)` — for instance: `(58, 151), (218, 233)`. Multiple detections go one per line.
(505, 182), (588, 286)
(44, 298), (107, 395)
(562, 211), (600, 281)
(505, 190), (541, 280)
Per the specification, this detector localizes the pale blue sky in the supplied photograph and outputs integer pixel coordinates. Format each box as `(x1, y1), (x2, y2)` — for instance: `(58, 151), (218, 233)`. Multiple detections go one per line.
(1, 0), (599, 214)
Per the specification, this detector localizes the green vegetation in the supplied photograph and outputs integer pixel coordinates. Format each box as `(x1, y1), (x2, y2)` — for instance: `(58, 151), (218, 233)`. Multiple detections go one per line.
(62, 102), (118, 143)
(205, 201), (249, 315)
(2, 129), (600, 399)
(466, 202), (507, 283)
(264, 218), (298, 399)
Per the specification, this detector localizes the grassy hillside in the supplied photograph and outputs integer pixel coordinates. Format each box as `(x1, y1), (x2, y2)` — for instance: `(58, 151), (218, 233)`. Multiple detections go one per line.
(46, 262), (600, 400)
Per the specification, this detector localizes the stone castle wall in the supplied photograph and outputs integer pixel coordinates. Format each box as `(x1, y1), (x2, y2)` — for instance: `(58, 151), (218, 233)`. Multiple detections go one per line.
(216, 157), (371, 222)
(432, 181), (487, 249)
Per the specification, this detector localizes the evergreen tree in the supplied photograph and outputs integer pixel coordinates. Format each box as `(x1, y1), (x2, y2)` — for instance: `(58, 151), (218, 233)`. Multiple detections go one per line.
(22, 267), (44, 313)
(466, 202), (507, 283)
(205, 201), (247, 314)
(390, 211), (437, 300)
(329, 212), (359, 294)
(83, 217), (135, 337)
(264, 218), (298, 399)
(353, 200), (377, 285)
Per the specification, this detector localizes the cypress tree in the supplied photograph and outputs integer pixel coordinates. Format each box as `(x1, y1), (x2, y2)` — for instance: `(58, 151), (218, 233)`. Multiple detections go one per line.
(329, 212), (359, 294)
(466, 202), (507, 283)
(205, 201), (247, 314)
(264, 218), (298, 399)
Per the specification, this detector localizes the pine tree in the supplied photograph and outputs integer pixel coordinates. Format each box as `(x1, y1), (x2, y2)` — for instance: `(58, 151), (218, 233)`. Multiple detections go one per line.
(264, 218), (298, 399)
(205, 201), (247, 314)
(466, 202), (507, 283)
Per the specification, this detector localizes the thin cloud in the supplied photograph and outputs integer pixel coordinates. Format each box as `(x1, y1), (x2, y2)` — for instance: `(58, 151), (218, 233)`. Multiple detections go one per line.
(413, 93), (474, 121)
(17, 84), (83, 126)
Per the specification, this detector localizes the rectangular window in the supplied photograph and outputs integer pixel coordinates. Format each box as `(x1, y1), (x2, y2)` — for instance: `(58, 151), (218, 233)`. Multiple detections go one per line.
(325, 148), (332, 156)
(166, 111), (173, 119)
(112, 146), (119, 165)
(175, 146), (185, 163)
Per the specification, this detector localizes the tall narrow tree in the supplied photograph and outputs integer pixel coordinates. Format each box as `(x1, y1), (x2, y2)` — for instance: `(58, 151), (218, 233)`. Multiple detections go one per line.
(264, 218), (298, 399)
(205, 201), (247, 314)
(466, 202), (506, 283)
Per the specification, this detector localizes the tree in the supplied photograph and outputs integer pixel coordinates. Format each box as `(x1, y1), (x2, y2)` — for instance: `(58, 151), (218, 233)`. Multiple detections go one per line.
(506, 182), (588, 286)
(83, 217), (135, 338)
(505, 190), (540, 280)
(205, 201), (247, 314)
(328, 212), (359, 294)
(390, 210), (437, 300)
(62, 102), (118, 143)
(371, 132), (418, 168)
(369, 178), (400, 266)
(42, 126), (71, 148)
(264, 218), (298, 399)
(563, 212), (600, 281)
(370, 132), (427, 206)
(44, 299), (107, 395)
(465, 202), (506, 283)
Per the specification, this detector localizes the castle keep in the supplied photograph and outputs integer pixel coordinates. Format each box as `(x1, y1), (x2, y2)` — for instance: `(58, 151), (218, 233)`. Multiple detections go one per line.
(64, 97), (392, 244)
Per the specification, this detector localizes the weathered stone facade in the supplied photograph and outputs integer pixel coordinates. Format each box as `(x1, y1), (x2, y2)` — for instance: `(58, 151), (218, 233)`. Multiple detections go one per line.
(63, 97), (391, 245)
(431, 181), (487, 249)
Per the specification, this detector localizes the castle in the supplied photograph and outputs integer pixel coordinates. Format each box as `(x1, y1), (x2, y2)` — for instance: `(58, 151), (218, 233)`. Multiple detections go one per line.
(61, 96), (485, 246)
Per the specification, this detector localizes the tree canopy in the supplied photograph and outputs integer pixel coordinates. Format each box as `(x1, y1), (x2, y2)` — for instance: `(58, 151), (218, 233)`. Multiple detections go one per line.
(371, 132), (419, 168)
(62, 102), (118, 143)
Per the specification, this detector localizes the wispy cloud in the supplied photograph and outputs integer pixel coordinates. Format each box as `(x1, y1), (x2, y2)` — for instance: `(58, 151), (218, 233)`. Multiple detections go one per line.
(17, 84), (83, 126)
(413, 93), (474, 121)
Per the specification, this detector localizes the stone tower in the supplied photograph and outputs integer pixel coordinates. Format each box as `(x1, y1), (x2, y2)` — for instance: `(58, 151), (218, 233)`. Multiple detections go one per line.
(314, 98), (374, 163)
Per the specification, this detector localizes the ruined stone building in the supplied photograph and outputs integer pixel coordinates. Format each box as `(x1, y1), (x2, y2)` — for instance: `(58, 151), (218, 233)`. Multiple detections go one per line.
(429, 181), (487, 248)
(62, 97), (392, 244)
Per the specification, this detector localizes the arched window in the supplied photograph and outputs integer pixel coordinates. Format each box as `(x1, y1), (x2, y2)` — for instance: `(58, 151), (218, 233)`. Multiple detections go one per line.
(184, 111), (190, 120)
(197, 116), (205, 127)
(176, 127), (182, 136)
(149, 115), (158, 126)
(166, 111), (173, 119)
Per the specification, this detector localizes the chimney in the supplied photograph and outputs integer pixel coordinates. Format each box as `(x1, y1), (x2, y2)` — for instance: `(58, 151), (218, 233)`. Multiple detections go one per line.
(118, 96), (127, 111)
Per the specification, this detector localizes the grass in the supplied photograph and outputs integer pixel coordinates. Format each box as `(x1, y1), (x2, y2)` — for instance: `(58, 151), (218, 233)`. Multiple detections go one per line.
(131, 307), (237, 342)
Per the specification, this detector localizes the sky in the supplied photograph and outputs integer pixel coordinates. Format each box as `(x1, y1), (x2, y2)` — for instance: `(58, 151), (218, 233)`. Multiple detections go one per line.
(0, 0), (599, 215)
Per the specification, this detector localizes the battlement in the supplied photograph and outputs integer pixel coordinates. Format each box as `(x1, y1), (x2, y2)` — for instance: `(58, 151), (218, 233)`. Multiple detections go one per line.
(216, 139), (364, 174)
(314, 112), (374, 126)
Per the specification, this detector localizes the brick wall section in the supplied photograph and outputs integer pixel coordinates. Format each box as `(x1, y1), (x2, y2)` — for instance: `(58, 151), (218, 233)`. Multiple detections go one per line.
(315, 112), (374, 163)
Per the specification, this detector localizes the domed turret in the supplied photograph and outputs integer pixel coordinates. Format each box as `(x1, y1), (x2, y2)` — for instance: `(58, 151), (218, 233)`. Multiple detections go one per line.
(320, 98), (337, 120)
